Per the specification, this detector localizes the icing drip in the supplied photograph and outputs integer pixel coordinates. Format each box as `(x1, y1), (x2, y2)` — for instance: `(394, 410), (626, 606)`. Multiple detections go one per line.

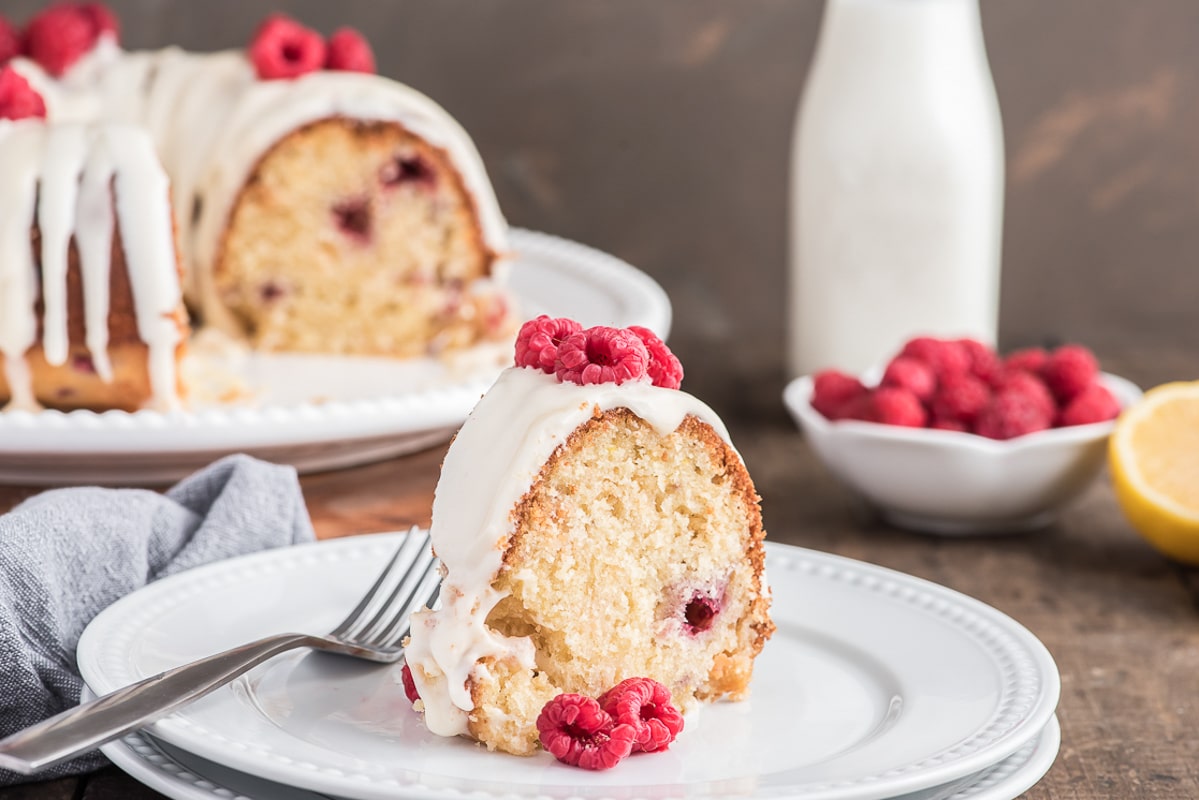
(0, 119), (182, 410)
(404, 367), (734, 738)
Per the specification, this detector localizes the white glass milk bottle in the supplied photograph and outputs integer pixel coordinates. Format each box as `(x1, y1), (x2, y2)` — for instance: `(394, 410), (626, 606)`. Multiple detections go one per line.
(787, 0), (1004, 377)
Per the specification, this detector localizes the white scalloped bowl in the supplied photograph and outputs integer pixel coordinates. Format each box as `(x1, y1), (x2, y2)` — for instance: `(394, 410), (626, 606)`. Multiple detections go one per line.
(783, 372), (1142, 535)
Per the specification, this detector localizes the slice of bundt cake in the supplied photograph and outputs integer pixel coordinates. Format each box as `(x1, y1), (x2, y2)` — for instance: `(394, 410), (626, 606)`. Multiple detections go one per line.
(0, 75), (187, 413)
(405, 318), (774, 756)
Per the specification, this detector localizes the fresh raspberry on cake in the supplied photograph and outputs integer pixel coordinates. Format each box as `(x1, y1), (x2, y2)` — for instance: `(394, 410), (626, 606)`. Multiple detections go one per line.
(629, 325), (683, 389)
(0, 66), (46, 120)
(871, 386), (927, 427)
(881, 356), (936, 402)
(0, 16), (20, 64)
(556, 326), (649, 386)
(975, 389), (1053, 440)
(22, 3), (101, 76)
(515, 315), (582, 373)
(78, 3), (119, 40)
(249, 14), (326, 80)
(811, 370), (868, 420)
(1058, 382), (1120, 427)
(931, 372), (991, 427)
(899, 336), (970, 378)
(537, 694), (636, 770)
(1002, 347), (1050, 377)
(1042, 344), (1099, 402)
(598, 677), (684, 753)
(326, 27), (375, 73)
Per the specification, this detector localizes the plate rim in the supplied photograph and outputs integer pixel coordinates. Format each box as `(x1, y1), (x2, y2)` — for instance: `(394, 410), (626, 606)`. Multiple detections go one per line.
(96, 716), (1060, 800)
(78, 535), (1060, 800)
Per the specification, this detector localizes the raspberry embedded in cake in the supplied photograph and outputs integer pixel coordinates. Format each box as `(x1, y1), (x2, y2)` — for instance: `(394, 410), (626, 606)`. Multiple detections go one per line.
(380, 154), (436, 189)
(331, 196), (373, 244)
(683, 592), (721, 635)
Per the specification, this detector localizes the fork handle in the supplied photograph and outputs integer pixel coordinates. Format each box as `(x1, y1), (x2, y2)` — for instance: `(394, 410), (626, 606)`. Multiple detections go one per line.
(0, 632), (317, 775)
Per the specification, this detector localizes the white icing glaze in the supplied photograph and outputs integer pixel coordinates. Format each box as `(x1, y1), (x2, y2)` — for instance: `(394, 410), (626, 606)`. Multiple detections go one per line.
(0, 118), (183, 410)
(2, 37), (508, 409)
(405, 367), (733, 738)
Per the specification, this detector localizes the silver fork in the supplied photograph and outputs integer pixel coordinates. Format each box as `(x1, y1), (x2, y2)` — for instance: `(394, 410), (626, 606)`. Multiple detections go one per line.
(0, 527), (440, 776)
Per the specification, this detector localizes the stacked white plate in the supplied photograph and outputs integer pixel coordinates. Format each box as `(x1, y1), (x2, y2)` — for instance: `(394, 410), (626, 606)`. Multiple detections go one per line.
(78, 532), (1061, 800)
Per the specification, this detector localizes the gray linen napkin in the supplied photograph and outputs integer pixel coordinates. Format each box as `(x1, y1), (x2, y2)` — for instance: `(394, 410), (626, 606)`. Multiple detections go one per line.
(0, 453), (316, 785)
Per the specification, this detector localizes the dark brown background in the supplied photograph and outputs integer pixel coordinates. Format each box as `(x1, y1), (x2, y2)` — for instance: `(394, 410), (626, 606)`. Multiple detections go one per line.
(7, 0), (1199, 404)
(3, 2), (1199, 799)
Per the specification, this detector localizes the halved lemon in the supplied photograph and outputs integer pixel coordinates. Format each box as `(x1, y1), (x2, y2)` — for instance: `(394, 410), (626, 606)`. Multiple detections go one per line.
(1109, 381), (1199, 564)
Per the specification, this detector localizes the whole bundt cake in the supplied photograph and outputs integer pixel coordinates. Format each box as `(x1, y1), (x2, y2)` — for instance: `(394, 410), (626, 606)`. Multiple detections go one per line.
(0, 5), (511, 411)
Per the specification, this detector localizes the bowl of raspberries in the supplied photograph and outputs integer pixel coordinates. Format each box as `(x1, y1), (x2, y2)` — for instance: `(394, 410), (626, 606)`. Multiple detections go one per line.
(783, 336), (1142, 534)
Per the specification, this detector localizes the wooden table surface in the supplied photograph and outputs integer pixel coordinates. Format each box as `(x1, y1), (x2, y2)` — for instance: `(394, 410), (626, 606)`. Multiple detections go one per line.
(1, 354), (1196, 800)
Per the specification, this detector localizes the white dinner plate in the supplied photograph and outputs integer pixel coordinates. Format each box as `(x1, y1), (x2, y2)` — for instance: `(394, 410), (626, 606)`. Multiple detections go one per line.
(0, 229), (671, 486)
(78, 534), (1060, 800)
(97, 716), (1060, 800)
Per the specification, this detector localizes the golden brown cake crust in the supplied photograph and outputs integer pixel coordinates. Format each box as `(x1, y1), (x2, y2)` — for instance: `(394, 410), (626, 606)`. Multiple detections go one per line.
(463, 406), (774, 754)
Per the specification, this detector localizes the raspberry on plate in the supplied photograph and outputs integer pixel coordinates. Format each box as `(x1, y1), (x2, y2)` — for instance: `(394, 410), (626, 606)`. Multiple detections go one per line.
(537, 694), (637, 770)
(598, 677), (684, 753)
(956, 338), (1001, 384)
(992, 370), (1056, 421)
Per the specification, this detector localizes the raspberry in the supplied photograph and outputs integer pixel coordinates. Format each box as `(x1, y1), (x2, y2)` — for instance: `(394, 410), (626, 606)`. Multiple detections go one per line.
(325, 27), (375, 73)
(22, 3), (98, 77)
(931, 372), (991, 426)
(249, 14), (326, 80)
(537, 694), (636, 770)
(0, 16), (20, 64)
(78, 3), (119, 41)
(957, 338), (1001, 384)
(1042, 344), (1099, 402)
(870, 387), (927, 428)
(811, 370), (868, 420)
(992, 370), (1056, 420)
(975, 390), (1053, 440)
(400, 663), (419, 704)
(1002, 347), (1050, 377)
(930, 416), (969, 432)
(628, 326), (683, 389)
(555, 327), (649, 386)
(598, 677), (684, 753)
(514, 315), (582, 373)
(1058, 382), (1120, 427)
(0, 66), (46, 120)
(898, 337), (970, 378)
(880, 356), (936, 402)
